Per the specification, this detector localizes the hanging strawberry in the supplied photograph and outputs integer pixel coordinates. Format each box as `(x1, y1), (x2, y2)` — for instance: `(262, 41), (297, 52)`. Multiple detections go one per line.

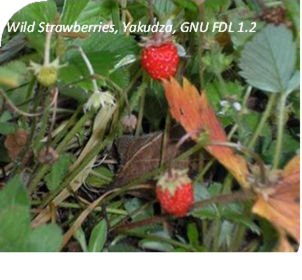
(156, 169), (194, 217)
(141, 33), (179, 80)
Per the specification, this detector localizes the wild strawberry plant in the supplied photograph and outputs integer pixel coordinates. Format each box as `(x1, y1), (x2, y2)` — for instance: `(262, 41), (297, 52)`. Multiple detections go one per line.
(0, 0), (299, 252)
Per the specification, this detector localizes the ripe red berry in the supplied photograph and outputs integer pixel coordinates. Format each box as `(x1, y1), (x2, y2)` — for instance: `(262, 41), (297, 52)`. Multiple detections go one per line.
(141, 43), (179, 80)
(156, 169), (194, 217)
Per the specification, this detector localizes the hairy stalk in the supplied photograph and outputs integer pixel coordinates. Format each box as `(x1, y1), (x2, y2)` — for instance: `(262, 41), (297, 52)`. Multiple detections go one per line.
(273, 92), (287, 169)
(115, 215), (168, 232)
(34, 95), (51, 150)
(192, 191), (255, 211)
(44, 31), (52, 65)
(248, 94), (276, 149)
(78, 47), (98, 92)
(135, 75), (147, 136)
(160, 112), (171, 166)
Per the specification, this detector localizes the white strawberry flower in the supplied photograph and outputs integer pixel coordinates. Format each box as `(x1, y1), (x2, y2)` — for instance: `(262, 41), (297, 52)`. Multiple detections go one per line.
(84, 90), (115, 112)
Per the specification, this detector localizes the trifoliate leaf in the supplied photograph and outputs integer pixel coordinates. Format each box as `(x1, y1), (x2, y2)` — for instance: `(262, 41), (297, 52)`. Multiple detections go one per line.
(239, 24), (296, 93)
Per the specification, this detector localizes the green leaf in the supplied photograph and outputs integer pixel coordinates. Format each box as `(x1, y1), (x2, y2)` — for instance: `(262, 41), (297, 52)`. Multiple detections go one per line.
(28, 224), (62, 252)
(86, 167), (114, 187)
(222, 204), (260, 235)
(290, 92), (300, 120)
(139, 239), (174, 252)
(0, 61), (30, 88)
(153, 0), (175, 17)
(88, 220), (107, 252)
(108, 242), (141, 252)
(0, 67), (21, 88)
(61, 33), (139, 90)
(0, 122), (16, 136)
(0, 176), (62, 252)
(73, 226), (88, 252)
(187, 223), (199, 246)
(109, 68), (130, 90)
(239, 24), (296, 93)
(218, 221), (234, 249)
(67, 33), (139, 60)
(226, 7), (264, 50)
(0, 207), (31, 252)
(12, 1), (57, 55)
(124, 198), (157, 234)
(263, 132), (300, 167)
(202, 51), (233, 74)
(124, 198), (154, 222)
(222, 211), (260, 235)
(192, 183), (219, 220)
(0, 176), (29, 210)
(258, 219), (279, 252)
(61, 0), (89, 25)
(138, 232), (174, 252)
(173, 247), (189, 252)
(76, 0), (112, 26)
(45, 154), (73, 192)
(206, 80), (243, 109)
(286, 70), (300, 95)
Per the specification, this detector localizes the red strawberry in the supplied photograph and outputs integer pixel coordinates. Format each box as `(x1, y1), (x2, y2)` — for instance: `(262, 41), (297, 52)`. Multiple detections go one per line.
(156, 169), (194, 217)
(141, 42), (179, 80)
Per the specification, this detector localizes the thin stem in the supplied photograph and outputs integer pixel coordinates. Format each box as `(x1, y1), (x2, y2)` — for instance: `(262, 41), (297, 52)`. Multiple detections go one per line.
(44, 31), (52, 65)
(273, 92), (287, 169)
(0, 89), (58, 117)
(248, 94), (276, 149)
(160, 112), (171, 166)
(192, 191), (255, 211)
(47, 88), (59, 145)
(115, 215), (168, 232)
(135, 89), (146, 136)
(78, 47), (98, 92)
(34, 95), (51, 150)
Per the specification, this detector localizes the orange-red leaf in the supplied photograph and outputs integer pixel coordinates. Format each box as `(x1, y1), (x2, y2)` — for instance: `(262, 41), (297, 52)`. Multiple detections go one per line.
(163, 78), (249, 189)
(252, 155), (300, 243)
